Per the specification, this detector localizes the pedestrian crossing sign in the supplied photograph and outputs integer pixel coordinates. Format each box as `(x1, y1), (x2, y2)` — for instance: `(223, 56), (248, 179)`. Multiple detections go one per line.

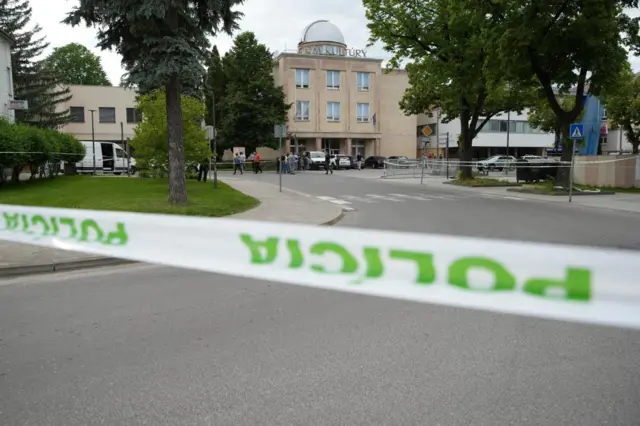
(569, 123), (584, 139)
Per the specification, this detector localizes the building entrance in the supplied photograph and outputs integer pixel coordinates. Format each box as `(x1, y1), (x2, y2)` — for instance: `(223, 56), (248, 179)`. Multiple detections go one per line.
(322, 138), (340, 155)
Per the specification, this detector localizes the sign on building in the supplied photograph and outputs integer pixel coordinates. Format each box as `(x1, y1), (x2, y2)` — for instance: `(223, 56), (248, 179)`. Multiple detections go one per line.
(8, 100), (28, 110)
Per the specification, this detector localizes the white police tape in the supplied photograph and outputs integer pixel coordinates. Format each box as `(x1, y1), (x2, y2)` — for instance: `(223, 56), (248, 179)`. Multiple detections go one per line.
(1, 203), (639, 330)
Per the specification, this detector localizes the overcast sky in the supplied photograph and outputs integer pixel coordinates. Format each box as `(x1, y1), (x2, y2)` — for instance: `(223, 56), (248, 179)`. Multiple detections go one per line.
(31, 0), (640, 85)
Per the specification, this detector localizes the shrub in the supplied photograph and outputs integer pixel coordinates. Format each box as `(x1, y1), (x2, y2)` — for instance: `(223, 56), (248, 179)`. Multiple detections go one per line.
(0, 118), (85, 183)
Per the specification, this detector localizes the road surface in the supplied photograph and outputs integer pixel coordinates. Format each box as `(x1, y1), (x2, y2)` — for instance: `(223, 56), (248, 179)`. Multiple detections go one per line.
(1, 170), (639, 425)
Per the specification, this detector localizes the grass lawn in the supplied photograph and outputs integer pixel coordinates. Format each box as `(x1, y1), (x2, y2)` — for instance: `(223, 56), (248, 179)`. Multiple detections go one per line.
(448, 177), (520, 187)
(0, 176), (259, 217)
(522, 181), (629, 194)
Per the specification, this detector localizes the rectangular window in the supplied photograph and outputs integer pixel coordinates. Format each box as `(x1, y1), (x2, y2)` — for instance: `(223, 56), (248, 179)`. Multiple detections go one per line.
(515, 121), (525, 133)
(295, 100), (310, 121)
(499, 120), (508, 132)
(326, 102), (340, 121)
(126, 107), (142, 123)
(6, 66), (12, 96)
(523, 122), (532, 133)
(69, 106), (85, 123)
(356, 103), (370, 122)
(326, 70), (340, 89)
(508, 121), (516, 133)
(295, 69), (310, 88)
(356, 72), (370, 91)
(489, 120), (500, 132)
(98, 107), (116, 123)
(601, 107), (607, 119)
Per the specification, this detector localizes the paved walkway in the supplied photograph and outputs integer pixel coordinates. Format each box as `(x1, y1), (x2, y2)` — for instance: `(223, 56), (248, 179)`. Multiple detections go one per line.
(0, 179), (343, 277)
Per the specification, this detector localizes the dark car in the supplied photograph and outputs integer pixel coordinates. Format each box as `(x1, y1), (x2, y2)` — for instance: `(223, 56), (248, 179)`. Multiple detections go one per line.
(364, 156), (386, 169)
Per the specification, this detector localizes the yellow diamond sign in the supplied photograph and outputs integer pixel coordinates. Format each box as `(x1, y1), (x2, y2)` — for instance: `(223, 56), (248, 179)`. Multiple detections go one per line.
(422, 126), (433, 137)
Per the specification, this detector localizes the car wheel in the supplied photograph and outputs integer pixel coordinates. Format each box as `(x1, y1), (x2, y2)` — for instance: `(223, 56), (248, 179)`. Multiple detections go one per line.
(130, 166), (137, 175)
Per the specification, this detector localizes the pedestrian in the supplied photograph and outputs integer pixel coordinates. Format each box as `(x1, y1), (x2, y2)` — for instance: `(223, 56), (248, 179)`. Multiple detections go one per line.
(356, 153), (362, 170)
(233, 153), (243, 175)
(240, 152), (246, 172)
(293, 152), (299, 171)
(254, 152), (262, 173)
(324, 150), (333, 175)
(304, 152), (310, 170)
(197, 158), (209, 182)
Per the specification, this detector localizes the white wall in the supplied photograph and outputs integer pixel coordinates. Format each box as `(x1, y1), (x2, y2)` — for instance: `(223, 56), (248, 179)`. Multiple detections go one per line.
(602, 129), (637, 153)
(0, 37), (14, 122)
(419, 109), (554, 149)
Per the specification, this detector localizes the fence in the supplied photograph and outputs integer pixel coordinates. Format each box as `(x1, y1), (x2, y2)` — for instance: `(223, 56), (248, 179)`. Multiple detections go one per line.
(383, 158), (460, 179)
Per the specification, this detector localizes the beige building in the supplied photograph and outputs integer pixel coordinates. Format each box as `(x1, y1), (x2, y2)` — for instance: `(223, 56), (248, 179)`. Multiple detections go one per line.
(58, 85), (140, 143)
(272, 20), (416, 158)
(0, 28), (16, 122)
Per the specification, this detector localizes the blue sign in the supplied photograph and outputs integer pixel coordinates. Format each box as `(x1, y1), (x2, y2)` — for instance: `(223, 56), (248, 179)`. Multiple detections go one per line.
(569, 123), (584, 139)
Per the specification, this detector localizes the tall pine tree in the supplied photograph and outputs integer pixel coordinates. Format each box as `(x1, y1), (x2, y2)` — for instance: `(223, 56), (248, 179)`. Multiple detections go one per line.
(204, 45), (227, 159)
(218, 32), (290, 153)
(0, 0), (71, 128)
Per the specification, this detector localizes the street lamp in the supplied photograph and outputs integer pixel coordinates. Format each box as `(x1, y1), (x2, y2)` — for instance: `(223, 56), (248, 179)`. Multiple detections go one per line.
(89, 109), (96, 174)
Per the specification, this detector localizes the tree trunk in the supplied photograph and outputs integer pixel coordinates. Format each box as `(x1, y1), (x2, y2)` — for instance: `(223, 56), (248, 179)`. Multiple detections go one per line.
(632, 142), (639, 155)
(165, 73), (188, 204)
(457, 111), (474, 179)
(556, 122), (572, 187)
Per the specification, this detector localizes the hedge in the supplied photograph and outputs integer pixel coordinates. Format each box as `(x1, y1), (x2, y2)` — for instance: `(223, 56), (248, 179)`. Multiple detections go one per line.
(0, 118), (85, 182)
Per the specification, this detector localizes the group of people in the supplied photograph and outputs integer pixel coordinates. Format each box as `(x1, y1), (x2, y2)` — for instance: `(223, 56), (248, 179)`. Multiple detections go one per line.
(233, 152), (263, 175)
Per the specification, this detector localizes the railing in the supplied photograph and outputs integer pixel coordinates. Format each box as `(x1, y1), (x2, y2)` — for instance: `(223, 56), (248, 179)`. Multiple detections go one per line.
(383, 158), (461, 178)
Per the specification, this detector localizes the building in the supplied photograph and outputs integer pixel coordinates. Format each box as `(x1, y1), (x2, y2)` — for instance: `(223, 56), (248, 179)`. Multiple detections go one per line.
(58, 84), (140, 143)
(274, 20), (416, 158)
(0, 28), (16, 122)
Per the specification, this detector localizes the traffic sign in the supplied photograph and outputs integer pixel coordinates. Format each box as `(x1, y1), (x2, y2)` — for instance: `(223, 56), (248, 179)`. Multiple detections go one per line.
(569, 123), (584, 139)
(421, 126), (433, 137)
(274, 124), (288, 138)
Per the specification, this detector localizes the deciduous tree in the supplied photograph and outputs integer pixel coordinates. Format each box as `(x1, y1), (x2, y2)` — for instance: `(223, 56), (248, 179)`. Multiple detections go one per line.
(64, 0), (244, 204)
(528, 96), (584, 151)
(363, 0), (536, 179)
(494, 0), (639, 183)
(0, 0), (71, 128)
(218, 32), (290, 154)
(42, 42), (111, 86)
(131, 90), (209, 178)
(601, 63), (640, 154)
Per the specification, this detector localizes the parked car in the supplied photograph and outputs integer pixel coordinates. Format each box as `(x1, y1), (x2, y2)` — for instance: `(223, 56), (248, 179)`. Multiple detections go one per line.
(336, 155), (352, 170)
(476, 155), (516, 172)
(388, 155), (410, 163)
(364, 156), (387, 168)
(307, 151), (326, 170)
(519, 155), (544, 161)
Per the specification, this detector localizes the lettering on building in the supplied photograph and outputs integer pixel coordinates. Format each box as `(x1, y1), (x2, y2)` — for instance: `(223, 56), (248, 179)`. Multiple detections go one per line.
(298, 46), (368, 58)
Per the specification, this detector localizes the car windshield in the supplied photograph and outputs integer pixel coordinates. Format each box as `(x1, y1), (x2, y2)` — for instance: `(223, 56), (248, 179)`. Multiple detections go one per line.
(310, 152), (324, 158)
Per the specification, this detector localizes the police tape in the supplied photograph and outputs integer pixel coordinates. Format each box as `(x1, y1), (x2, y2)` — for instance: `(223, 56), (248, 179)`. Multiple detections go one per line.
(1, 203), (639, 330)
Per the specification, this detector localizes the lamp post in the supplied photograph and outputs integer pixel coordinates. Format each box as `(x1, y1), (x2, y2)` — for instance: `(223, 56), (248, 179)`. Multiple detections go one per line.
(89, 109), (96, 174)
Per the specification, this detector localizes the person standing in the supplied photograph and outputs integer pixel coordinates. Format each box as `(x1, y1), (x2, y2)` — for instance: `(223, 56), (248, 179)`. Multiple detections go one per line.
(356, 153), (362, 170)
(233, 153), (243, 175)
(197, 159), (209, 182)
(324, 150), (333, 175)
(253, 152), (262, 174)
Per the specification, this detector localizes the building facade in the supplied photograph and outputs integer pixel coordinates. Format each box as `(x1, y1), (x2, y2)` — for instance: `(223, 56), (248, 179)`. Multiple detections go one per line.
(58, 85), (140, 143)
(274, 20), (416, 158)
(0, 29), (15, 122)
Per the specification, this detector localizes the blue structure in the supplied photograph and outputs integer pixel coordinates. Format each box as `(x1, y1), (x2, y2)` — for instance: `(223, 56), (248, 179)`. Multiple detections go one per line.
(578, 94), (605, 155)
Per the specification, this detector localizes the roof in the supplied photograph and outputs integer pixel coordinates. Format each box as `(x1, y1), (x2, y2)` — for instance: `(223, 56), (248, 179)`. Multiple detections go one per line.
(300, 20), (345, 45)
(0, 28), (16, 46)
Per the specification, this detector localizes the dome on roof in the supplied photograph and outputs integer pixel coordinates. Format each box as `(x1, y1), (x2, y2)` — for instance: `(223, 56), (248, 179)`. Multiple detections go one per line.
(300, 20), (345, 45)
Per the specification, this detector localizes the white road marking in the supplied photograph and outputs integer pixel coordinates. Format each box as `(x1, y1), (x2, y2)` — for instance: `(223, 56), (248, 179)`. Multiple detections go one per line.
(366, 194), (405, 202)
(342, 195), (377, 203)
(502, 196), (524, 200)
(388, 193), (433, 201)
(342, 206), (355, 211)
(316, 196), (352, 205)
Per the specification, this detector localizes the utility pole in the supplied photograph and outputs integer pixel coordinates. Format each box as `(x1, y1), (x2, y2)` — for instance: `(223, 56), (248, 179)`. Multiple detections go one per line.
(89, 109), (96, 174)
(211, 91), (217, 189)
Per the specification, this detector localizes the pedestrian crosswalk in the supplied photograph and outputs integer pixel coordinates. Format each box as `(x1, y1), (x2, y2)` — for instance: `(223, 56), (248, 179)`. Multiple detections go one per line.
(316, 192), (524, 209)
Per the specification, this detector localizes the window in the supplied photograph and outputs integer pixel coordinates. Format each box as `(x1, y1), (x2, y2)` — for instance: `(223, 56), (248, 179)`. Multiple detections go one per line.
(326, 70), (340, 89)
(295, 100), (310, 120)
(601, 107), (607, 120)
(499, 120), (508, 132)
(98, 107), (116, 123)
(295, 69), (310, 88)
(356, 72), (370, 91)
(116, 149), (125, 158)
(6, 66), (12, 96)
(326, 102), (340, 121)
(126, 107), (142, 123)
(69, 106), (85, 123)
(356, 103), (370, 122)
(515, 122), (525, 133)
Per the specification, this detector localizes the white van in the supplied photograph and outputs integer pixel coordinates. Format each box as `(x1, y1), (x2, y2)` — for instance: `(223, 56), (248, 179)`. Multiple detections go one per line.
(308, 151), (326, 170)
(76, 141), (136, 175)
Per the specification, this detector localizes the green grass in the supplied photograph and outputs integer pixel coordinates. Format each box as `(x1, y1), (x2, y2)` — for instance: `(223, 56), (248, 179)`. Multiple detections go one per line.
(524, 181), (638, 193)
(0, 176), (259, 217)
(449, 177), (519, 187)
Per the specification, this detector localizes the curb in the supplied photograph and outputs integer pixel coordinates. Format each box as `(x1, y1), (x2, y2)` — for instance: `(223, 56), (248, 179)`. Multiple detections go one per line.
(0, 257), (137, 279)
(0, 208), (346, 279)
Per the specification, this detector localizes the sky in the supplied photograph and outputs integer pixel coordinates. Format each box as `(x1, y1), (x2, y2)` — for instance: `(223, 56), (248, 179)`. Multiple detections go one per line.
(31, 0), (640, 85)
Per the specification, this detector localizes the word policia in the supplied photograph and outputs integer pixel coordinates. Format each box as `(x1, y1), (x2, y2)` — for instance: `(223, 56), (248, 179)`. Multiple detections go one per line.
(240, 235), (592, 302)
(2, 211), (128, 245)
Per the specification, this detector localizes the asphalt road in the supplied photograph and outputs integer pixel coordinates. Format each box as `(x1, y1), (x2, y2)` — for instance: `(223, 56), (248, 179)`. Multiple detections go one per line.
(1, 170), (639, 425)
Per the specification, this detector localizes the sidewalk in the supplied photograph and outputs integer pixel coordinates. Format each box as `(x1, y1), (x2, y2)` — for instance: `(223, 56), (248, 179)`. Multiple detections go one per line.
(0, 180), (344, 278)
(385, 175), (640, 213)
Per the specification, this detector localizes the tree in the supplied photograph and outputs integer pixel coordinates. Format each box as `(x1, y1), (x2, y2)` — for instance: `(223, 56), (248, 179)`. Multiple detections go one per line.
(494, 0), (639, 184)
(42, 42), (111, 86)
(363, 0), (536, 179)
(217, 32), (290, 154)
(204, 45), (226, 159)
(528, 96), (585, 151)
(601, 63), (640, 154)
(64, 0), (244, 204)
(130, 90), (209, 178)
(0, 0), (72, 128)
